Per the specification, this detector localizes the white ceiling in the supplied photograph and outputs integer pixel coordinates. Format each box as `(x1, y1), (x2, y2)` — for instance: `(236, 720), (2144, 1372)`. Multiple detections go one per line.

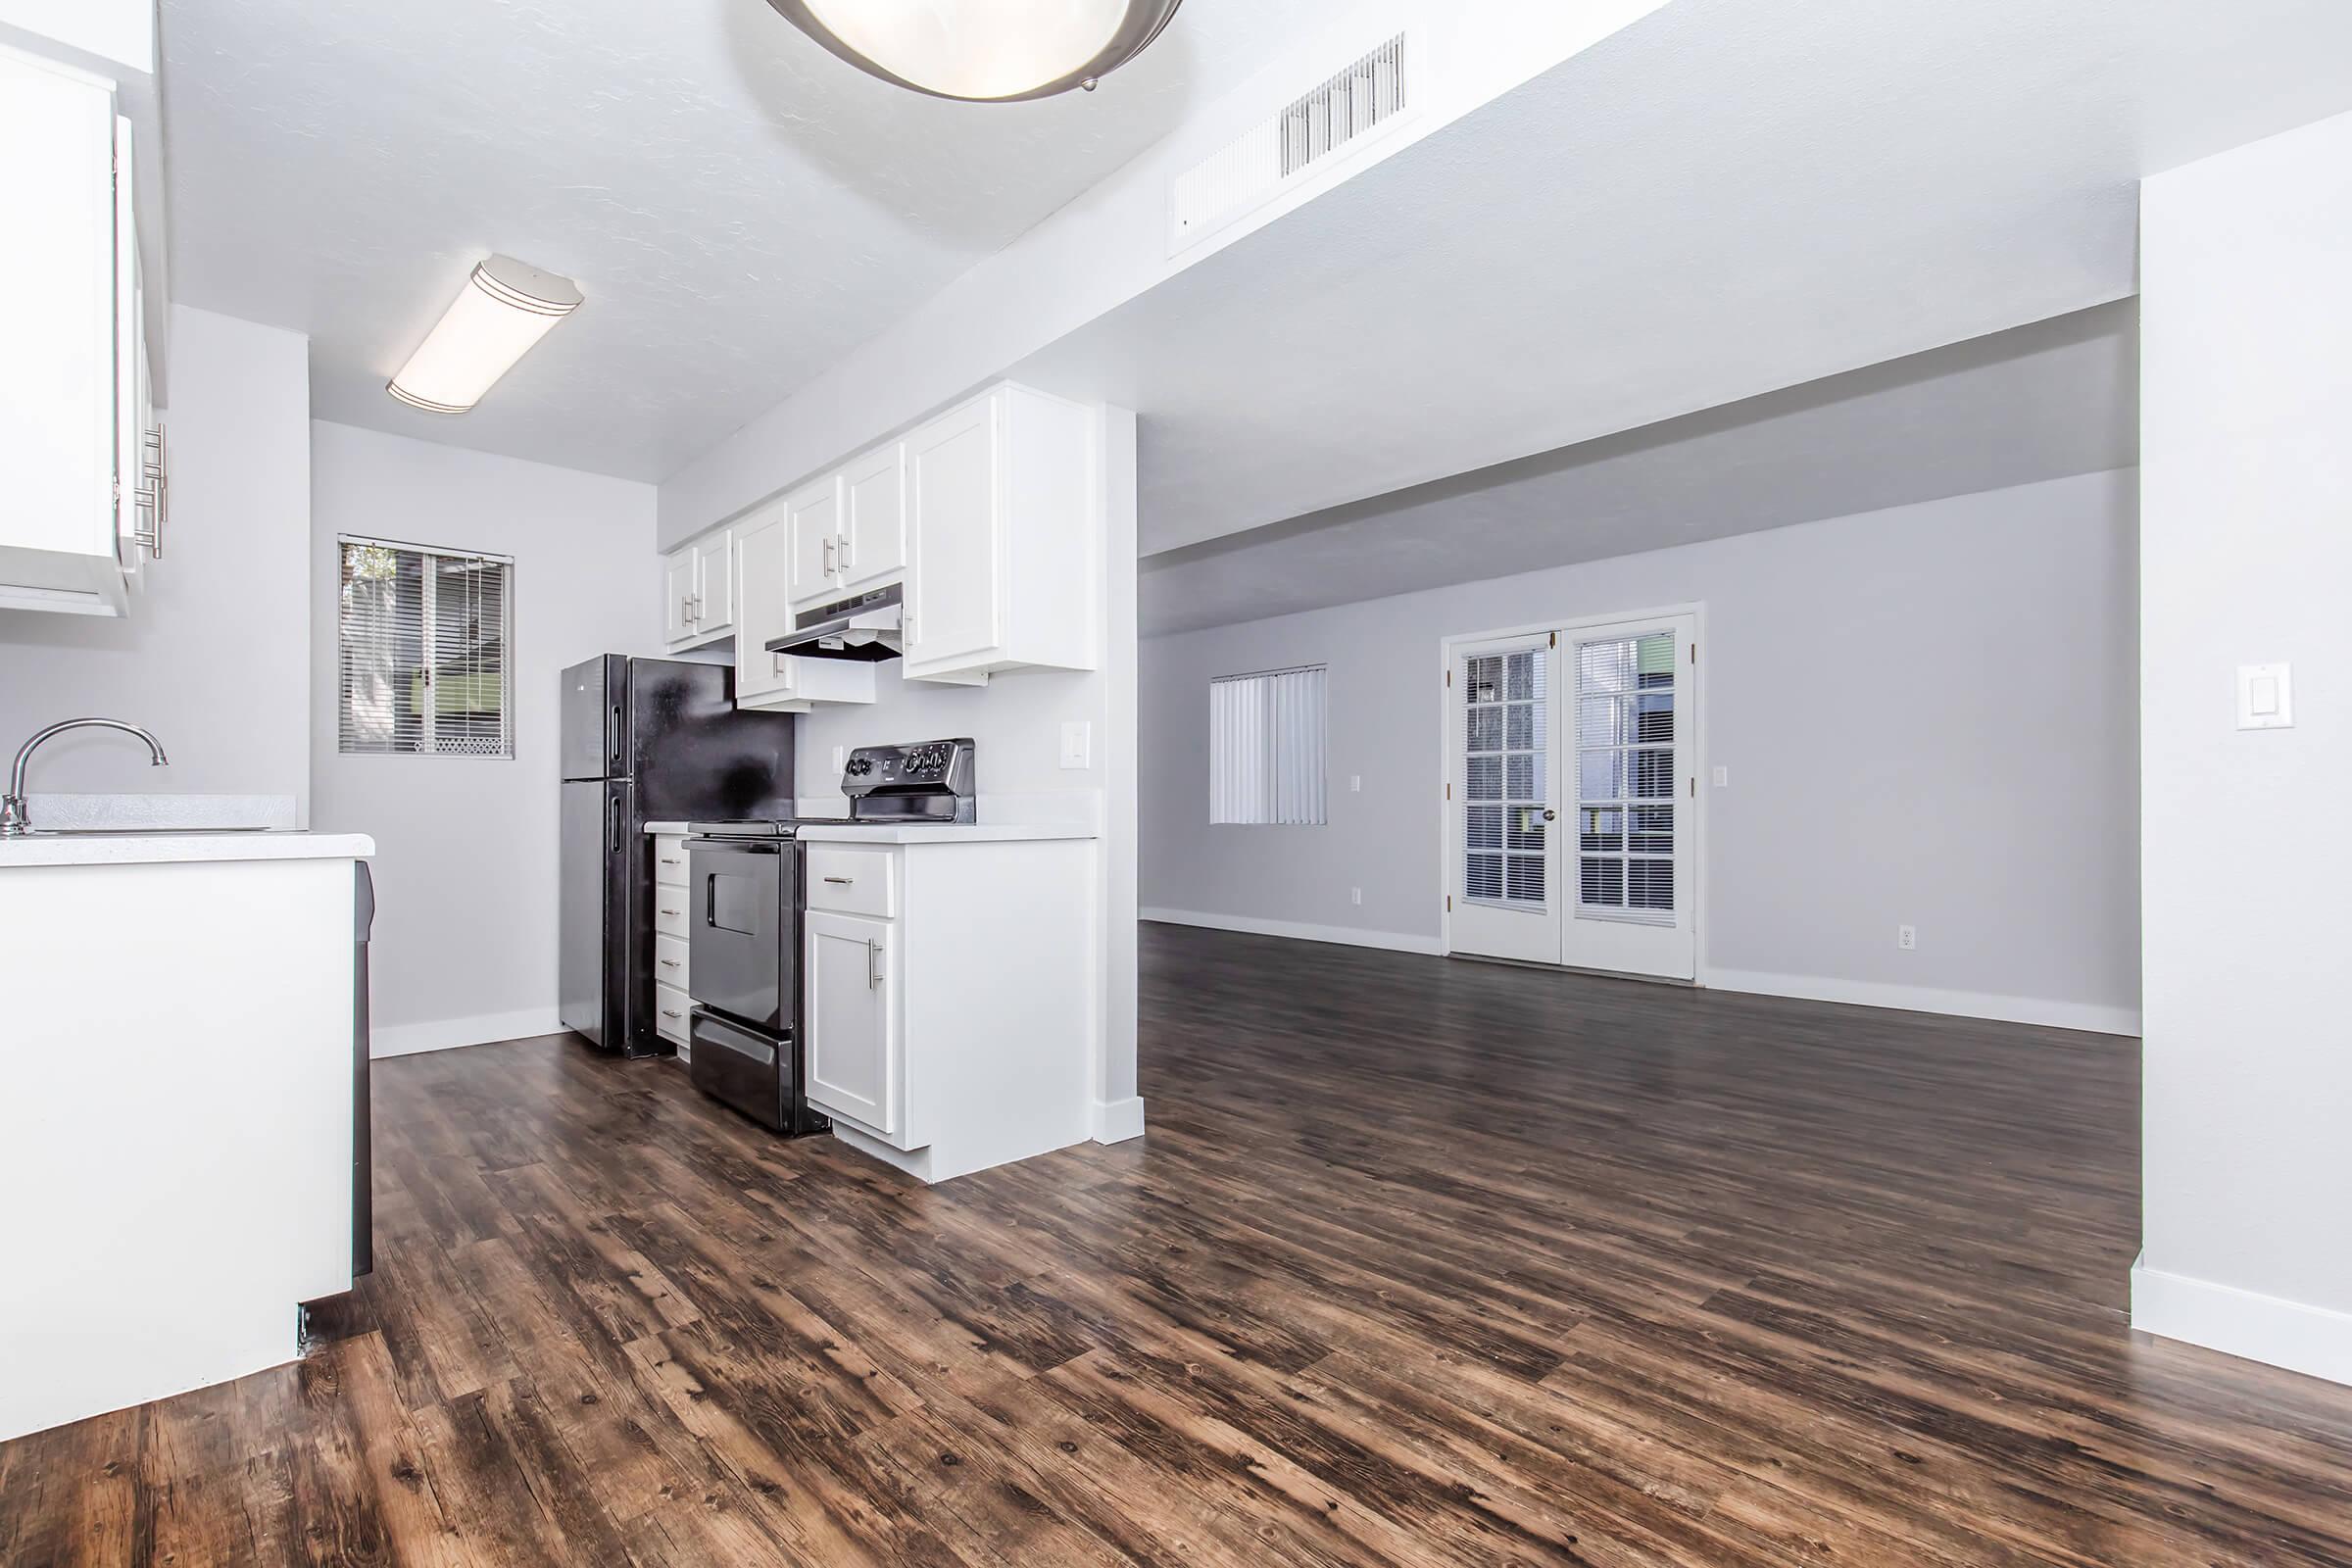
(1008, 0), (2352, 558)
(156, 0), (1335, 480)
(1140, 301), (2137, 636)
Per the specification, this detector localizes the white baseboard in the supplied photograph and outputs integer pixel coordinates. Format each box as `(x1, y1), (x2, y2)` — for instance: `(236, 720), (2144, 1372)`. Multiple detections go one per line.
(1092, 1096), (1147, 1144)
(1141, 907), (1442, 956)
(371, 1006), (566, 1059)
(2132, 1255), (2352, 1388)
(1704, 967), (2140, 1037)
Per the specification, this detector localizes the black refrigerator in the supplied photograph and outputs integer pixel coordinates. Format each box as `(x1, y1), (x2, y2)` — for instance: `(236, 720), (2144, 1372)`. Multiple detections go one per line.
(559, 656), (795, 1057)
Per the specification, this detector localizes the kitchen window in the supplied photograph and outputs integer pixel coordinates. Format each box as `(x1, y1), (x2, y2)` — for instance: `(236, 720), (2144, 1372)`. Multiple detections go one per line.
(336, 535), (514, 758)
(1209, 664), (1327, 825)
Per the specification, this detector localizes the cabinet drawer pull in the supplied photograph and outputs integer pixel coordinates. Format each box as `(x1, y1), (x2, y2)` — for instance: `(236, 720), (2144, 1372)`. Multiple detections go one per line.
(660, 957), (681, 969)
(662, 1007), (684, 1020)
(661, 906), (682, 917)
(660, 857), (682, 865)
(821, 875), (855, 885)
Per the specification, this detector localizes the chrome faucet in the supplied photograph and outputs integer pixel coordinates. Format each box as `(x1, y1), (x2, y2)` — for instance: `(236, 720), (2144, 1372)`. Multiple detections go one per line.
(0, 718), (171, 837)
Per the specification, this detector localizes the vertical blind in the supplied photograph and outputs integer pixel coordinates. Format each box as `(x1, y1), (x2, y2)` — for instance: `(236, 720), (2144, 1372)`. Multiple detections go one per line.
(337, 535), (514, 758)
(1209, 665), (1327, 825)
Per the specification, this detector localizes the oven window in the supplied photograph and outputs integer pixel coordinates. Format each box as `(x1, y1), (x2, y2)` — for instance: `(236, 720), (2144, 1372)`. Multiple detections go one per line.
(709, 871), (761, 935)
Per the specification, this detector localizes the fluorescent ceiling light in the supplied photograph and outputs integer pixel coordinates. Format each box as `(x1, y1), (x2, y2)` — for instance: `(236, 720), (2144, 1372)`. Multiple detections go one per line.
(768, 0), (1183, 102)
(386, 256), (582, 415)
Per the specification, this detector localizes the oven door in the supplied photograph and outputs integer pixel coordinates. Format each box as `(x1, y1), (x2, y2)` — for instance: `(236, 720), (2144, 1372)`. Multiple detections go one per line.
(686, 837), (788, 1031)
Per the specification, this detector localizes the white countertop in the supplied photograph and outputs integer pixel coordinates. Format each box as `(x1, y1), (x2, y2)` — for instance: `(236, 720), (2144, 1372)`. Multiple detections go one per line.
(0, 831), (375, 868)
(641, 820), (1092, 844)
(796, 823), (1096, 844)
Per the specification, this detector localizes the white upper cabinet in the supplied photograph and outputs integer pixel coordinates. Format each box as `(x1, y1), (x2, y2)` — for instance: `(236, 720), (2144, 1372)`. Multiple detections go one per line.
(662, 522), (734, 652)
(667, 377), (1099, 682)
(693, 528), (734, 639)
(787, 475), (844, 609)
(0, 49), (160, 618)
(788, 444), (906, 611)
(903, 384), (1099, 684)
(662, 547), (701, 646)
(735, 504), (874, 712)
(839, 442), (906, 594)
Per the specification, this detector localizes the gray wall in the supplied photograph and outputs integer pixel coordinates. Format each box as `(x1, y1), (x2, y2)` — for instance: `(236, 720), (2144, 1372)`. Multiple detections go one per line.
(309, 420), (659, 1052)
(1141, 468), (2140, 1031)
(0, 308), (313, 812)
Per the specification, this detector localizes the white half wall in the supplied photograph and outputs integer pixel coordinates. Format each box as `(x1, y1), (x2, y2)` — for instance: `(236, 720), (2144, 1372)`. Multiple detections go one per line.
(2136, 109), (2352, 1386)
(0, 307), (311, 812)
(1142, 468), (2141, 1034)
(309, 421), (658, 1050)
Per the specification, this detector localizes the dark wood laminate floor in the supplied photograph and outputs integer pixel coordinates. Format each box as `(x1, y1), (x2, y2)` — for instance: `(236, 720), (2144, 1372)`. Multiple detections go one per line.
(6, 925), (2351, 1566)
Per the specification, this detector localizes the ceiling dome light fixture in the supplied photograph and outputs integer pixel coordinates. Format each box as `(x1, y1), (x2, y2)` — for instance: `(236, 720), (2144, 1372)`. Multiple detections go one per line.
(766, 0), (1184, 103)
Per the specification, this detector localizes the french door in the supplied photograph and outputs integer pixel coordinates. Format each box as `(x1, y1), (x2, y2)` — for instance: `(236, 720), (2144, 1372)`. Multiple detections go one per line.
(1448, 613), (1698, 979)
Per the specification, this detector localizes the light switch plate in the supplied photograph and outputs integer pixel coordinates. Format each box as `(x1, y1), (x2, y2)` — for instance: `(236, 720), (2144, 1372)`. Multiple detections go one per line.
(1712, 765), (1729, 788)
(1058, 720), (1093, 769)
(1349, 775), (1362, 793)
(2237, 663), (2294, 730)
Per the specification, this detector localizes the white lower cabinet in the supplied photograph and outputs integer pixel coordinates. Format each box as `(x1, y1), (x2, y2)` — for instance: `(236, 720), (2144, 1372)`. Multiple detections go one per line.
(797, 836), (1099, 1183)
(805, 907), (899, 1138)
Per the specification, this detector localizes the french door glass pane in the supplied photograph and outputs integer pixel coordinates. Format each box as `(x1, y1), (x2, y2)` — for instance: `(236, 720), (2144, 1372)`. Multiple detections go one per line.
(1462, 647), (1546, 908)
(1576, 630), (1678, 920)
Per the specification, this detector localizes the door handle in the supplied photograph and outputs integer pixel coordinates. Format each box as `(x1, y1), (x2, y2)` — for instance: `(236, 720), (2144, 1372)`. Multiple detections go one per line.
(822, 875), (855, 885)
(611, 704), (623, 764)
(866, 937), (886, 987)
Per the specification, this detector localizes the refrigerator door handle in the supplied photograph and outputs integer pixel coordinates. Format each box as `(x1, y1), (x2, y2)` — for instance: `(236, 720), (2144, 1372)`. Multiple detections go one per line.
(611, 704), (623, 768)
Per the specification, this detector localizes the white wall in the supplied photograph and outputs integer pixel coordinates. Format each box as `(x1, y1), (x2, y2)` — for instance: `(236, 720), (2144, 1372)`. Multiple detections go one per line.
(1143, 468), (2140, 1033)
(308, 421), (658, 1054)
(0, 306), (311, 808)
(2133, 110), (2352, 1386)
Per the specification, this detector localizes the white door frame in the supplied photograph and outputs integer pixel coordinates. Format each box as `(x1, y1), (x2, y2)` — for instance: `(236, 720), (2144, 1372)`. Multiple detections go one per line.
(1437, 602), (1711, 985)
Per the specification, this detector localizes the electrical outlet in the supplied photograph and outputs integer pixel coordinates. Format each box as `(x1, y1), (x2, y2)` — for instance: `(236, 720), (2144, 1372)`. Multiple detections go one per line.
(832, 745), (846, 773)
(1058, 720), (1092, 770)
(1897, 924), (1917, 952)
(1350, 887), (1362, 906)
(1349, 775), (1362, 793)
(1712, 765), (1729, 788)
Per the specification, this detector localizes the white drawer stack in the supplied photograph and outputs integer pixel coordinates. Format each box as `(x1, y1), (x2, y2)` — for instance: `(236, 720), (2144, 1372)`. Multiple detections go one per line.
(652, 834), (692, 1049)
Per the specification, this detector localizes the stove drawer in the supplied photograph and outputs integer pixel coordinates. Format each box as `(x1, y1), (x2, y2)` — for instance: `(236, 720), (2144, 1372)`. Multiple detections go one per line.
(807, 844), (895, 919)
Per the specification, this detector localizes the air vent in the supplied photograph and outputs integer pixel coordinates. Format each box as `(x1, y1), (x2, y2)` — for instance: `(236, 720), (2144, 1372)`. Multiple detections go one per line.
(1169, 32), (1411, 256)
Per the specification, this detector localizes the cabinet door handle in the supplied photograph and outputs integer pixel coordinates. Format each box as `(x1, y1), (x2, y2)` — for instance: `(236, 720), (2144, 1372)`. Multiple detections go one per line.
(823, 536), (837, 576)
(821, 875), (855, 885)
(838, 531), (853, 569)
(866, 937), (886, 987)
(680, 593), (696, 625)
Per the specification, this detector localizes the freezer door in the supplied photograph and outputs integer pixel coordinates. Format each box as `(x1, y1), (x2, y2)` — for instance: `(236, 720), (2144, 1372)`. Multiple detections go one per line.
(559, 778), (627, 1045)
(560, 655), (627, 781)
(630, 658), (796, 822)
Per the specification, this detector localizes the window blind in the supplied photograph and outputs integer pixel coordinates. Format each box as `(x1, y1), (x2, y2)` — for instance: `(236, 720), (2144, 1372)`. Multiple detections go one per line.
(337, 535), (514, 758)
(1209, 664), (1327, 825)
